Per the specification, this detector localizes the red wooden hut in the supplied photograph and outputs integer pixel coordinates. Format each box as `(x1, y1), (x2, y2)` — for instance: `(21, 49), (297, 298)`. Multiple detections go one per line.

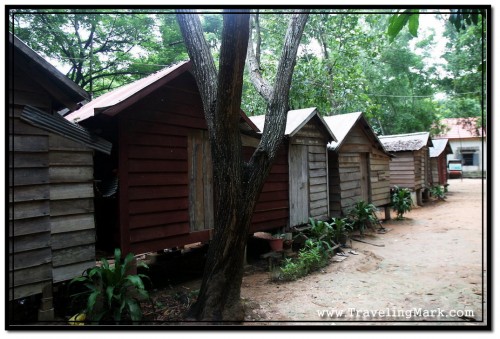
(429, 139), (453, 186)
(65, 60), (288, 255)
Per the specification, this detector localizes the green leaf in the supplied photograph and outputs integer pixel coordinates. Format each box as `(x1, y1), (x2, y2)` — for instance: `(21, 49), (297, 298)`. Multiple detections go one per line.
(125, 299), (142, 323)
(125, 275), (145, 290)
(408, 13), (419, 37)
(122, 253), (135, 275)
(387, 12), (410, 41)
(69, 276), (89, 286)
(86, 290), (100, 315)
(106, 286), (115, 307)
(101, 257), (110, 271)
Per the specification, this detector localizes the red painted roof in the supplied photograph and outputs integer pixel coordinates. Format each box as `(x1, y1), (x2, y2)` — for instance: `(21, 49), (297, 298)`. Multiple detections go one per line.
(435, 118), (485, 139)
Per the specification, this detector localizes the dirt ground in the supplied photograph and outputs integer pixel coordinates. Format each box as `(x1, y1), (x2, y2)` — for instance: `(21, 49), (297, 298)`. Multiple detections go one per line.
(240, 178), (487, 325)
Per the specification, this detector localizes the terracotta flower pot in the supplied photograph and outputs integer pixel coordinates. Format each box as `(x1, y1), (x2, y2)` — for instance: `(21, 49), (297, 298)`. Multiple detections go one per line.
(268, 238), (284, 251)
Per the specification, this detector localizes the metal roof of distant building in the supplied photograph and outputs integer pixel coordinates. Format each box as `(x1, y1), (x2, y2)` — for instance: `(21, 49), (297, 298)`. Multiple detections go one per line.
(435, 118), (485, 139)
(378, 131), (431, 152)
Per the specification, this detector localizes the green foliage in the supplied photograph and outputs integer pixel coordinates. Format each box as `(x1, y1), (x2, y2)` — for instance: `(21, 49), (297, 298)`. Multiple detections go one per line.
(10, 9), (178, 97)
(387, 9), (420, 41)
(330, 217), (353, 245)
(69, 248), (150, 324)
(391, 186), (413, 219)
(278, 239), (331, 281)
(277, 217), (350, 281)
(429, 185), (446, 200)
(348, 200), (378, 236)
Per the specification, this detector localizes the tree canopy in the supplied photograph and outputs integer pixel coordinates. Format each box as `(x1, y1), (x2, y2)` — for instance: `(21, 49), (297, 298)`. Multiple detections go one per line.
(10, 8), (487, 131)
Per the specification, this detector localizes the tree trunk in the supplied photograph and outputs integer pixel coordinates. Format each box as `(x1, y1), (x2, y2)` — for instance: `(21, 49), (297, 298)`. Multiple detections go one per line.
(176, 9), (308, 322)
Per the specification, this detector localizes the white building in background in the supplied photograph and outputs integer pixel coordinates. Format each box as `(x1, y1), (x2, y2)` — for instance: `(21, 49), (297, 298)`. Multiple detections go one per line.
(434, 118), (486, 178)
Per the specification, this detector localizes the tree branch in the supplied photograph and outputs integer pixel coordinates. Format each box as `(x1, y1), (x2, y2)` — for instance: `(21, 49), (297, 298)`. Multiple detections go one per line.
(259, 11), (309, 155)
(176, 9), (218, 124)
(246, 12), (272, 103)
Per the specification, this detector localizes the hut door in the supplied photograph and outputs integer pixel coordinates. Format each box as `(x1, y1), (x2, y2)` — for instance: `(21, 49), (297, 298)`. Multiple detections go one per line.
(188, 130), (214, 232)
(360, 153), (370, 202)
(289, 144), (309, 226)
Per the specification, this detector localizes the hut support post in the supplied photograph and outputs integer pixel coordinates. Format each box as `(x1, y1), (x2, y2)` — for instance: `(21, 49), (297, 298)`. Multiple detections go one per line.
(416, 189), (423, 206)
(384, 205), (392, 220)
(37, 283), (54, 322)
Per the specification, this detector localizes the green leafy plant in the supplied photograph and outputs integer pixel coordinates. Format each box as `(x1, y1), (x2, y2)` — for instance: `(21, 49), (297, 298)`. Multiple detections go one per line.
(348, 200), (379, 236)
(330, 217), (353, 245)
(429, 185), (446, 200)
(69, 248), (151, 324)
(391, 186), (413, 219)
(277, 239), (331, 281)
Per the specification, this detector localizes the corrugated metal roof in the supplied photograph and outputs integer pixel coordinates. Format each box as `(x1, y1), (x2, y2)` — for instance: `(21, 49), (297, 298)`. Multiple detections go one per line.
(249, 107), (336, 141)
(10, 33), (90, 108)
(323, 112), (363, 150)
(323, 112), (391, 156)
(379, 131), (431, 152)
(65, 61), (192, 123)
(65, 60), (259, 133)
(21, 105), (112, 155)
(435, 118), (485, 139)
(429, 139), (453, 158)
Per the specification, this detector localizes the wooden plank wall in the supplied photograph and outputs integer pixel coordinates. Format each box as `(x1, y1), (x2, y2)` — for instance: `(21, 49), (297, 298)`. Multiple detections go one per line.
(388, 151), (416, 190)
(414, 149), (424, 191)
(120, 72), (211, 255)
(9, 64), (53, 300)
(49, 134), (96, 283)
(337, 152), (362, 216)
(328, 152), (341, 217)
(244, 144), (290, 233)
(290, 121), (329, 223)
(370, 149), (391, 208)
(430, 158), (439, 185)
(328, 123), (391, 217)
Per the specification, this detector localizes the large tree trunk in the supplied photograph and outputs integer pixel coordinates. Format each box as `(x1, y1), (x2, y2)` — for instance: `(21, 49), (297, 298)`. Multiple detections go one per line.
(176, 9), (308, 322)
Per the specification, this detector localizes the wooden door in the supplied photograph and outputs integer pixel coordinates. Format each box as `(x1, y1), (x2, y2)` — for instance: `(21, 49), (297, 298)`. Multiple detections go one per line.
(188, 130), (214, 232)
(289, 144), (309, 226)
(360, 153), (370, 202)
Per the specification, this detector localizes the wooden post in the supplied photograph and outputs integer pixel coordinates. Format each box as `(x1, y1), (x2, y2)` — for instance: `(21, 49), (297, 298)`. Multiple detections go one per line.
(384, 205), (392, 220)
(38, 283), (54, 322)
(416, 189), (423, 206)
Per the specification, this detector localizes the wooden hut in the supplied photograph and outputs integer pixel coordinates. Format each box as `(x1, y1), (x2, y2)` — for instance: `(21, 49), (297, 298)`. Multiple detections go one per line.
(249, 108), (336, 227)
(378, 132), (432, 206)
(8, 34), (111, 305)
(65, 61), (266, 255)
(323, 112), (392, 218)
(429, 139), (453, 187)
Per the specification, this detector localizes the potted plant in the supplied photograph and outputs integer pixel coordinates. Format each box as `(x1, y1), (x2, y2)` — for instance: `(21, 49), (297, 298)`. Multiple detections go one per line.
(269, 233), (285, 251)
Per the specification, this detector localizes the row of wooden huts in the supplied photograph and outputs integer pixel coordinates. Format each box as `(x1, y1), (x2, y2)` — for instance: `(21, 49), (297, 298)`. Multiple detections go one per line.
(8, 33), (452, 307)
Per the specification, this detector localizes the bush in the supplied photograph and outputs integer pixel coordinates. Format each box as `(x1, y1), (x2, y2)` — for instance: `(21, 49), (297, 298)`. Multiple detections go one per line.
(348, 200), (378, 236)
(429, 185), (446, 200)
(391, 186), (413, 219)
(278, 239), (331, 281)
(69, 248), (151, 324)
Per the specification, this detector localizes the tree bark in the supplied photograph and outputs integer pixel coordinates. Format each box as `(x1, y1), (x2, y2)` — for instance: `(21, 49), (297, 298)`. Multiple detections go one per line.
(176, 9), (308, 322)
